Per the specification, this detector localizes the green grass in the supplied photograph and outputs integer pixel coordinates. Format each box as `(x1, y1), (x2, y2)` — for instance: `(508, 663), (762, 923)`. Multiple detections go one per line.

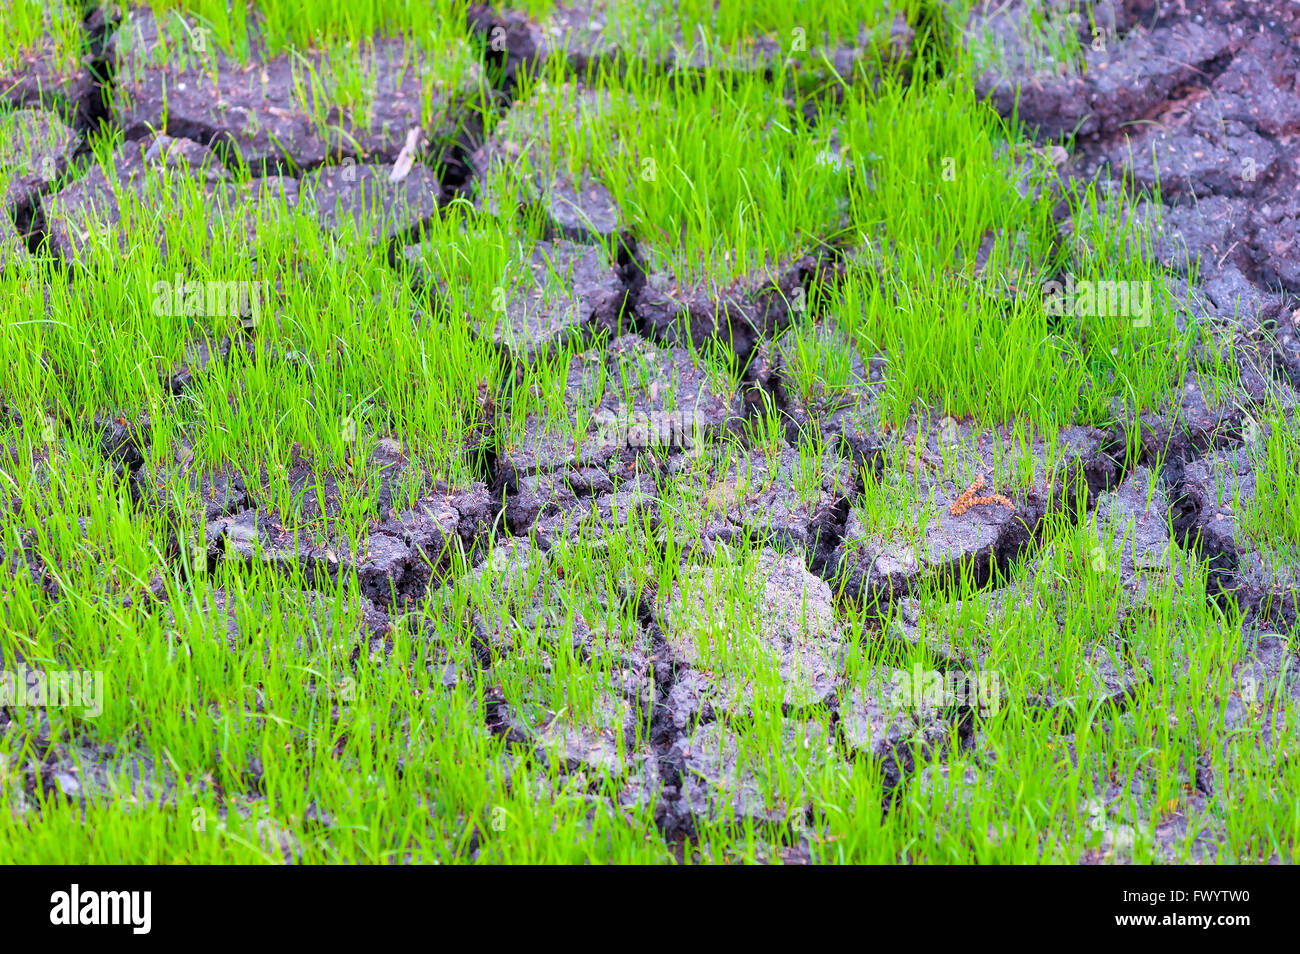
(955, 0), (1092, 80)
(1240, 411), (1300, 553)
(0, 107), (74, 187)
(471, 0), (913, 59)
(0, 0), (1294, 865)
(132, 0), (472, 57)
(0, 0), (85, 78)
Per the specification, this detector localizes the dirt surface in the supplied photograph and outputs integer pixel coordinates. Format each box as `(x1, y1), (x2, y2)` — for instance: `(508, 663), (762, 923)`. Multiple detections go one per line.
(112, 8), (483, 175)
(975, 0), (1300, 345)
(0, 3), (104, 127)
(2, 0), (1298, 863)
(40, 133), (231, 262)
